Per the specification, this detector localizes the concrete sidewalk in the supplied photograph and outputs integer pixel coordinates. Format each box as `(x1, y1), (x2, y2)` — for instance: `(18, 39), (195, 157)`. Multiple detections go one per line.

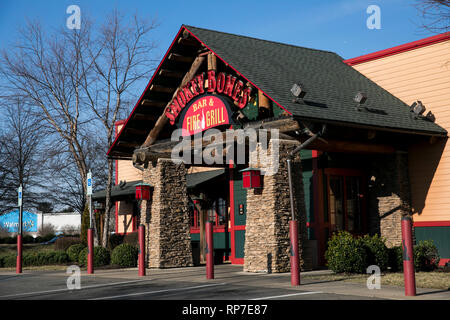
(0, 264), (449, 300)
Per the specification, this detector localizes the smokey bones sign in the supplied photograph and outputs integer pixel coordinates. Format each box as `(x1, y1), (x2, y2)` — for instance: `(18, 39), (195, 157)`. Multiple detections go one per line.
(165, 71), (253, 136)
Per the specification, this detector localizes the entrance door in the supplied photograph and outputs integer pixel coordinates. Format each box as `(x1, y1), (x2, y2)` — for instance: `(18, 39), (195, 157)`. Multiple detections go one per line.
(319, 169), (366, 265)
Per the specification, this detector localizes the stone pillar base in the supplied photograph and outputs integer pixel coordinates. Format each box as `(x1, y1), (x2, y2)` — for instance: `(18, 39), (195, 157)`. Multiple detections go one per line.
(141, 158), (193, 268)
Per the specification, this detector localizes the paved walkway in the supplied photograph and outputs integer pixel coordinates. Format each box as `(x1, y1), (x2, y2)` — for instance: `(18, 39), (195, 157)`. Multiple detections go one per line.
(0, 264), (448, 300)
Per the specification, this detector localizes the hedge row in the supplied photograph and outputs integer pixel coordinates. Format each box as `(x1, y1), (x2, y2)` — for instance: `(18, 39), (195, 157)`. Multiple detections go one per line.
(325, 231), (440, 274)
(0, 251), (69, 268)
(0, 234), (56, 244)
(65, 243), (138, 268)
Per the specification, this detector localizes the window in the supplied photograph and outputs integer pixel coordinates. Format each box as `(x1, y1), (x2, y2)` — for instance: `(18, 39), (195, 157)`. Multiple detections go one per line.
(189, 197), (228, 229)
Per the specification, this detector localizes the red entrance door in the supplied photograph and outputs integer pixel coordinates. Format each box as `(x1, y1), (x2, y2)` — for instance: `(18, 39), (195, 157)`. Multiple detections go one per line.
(318, 169), (367, 265)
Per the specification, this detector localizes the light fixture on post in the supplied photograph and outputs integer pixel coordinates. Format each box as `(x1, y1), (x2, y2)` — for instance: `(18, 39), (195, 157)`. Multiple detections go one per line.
(354, 91), (367, 111)
(291, 83), (306, 103)
(240, 168), (262, 189)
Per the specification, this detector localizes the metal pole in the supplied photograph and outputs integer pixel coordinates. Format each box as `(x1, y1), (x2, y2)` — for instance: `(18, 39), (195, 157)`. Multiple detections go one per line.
(138, 225), (146, 276)
(286, 125), (325, 286)
(87, 170), (94, 274)
(401, 216), (416, 296)
(16, 185), (23, 274)
(206, 221), (214, 279)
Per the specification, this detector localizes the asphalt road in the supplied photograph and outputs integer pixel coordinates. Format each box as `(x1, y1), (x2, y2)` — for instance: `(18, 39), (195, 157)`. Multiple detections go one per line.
(0, 264), (382, 301)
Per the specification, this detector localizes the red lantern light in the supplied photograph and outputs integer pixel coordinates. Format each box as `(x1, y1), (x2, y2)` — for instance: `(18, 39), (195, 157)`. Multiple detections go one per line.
(240, 168), (262, 189)
(135, 183), (152, 200)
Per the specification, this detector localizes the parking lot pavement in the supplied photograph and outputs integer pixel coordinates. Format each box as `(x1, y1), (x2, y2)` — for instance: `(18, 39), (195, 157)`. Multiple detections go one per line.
(0, 264), (448, 300)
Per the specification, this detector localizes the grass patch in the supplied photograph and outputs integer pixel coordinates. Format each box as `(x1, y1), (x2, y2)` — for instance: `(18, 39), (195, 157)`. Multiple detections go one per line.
(304, 272), (450, 290)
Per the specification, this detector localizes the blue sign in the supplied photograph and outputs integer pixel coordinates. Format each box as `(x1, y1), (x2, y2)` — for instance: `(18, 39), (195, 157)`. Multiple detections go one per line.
(0, 210), (38, 233)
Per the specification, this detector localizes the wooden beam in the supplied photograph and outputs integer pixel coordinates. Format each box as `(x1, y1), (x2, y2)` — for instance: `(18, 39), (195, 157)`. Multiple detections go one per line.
(307, 139), (395, 154)
(133, 113), (158, 121)
(140, 55), (206, 148)
(117, 141), (140, 148)
(158, 69), (184, 78)
(141, 99), (166, 107)
(149, 84), (175, 93)
(125, 127), (148, 136)
(168, 53), (195, 63)
(178, 37), (199, 47)
(207, 53), (217, 71)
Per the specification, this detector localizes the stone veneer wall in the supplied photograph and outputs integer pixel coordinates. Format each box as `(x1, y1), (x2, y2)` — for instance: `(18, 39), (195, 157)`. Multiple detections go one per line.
(367, 151), (413, 247)
(140, 158), (193, 268)
(243, 139), (307, 273)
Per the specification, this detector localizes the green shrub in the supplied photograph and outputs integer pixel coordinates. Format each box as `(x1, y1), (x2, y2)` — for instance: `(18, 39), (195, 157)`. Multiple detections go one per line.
(67, 244), (86, 262)
(5, 236), (17, 244)
(78, 246), (110, 267)
(109, 233), (124, 250)
(361, 234), (389, 271)
(55, 237), (81, 251)
(111, 244), (139, 267)
(40, 234), (56, 243)
(0, 251), (69, 267)
(22, 235), (35, 244)
(387, 240), (440, 272)
(325, 231), (367, 274)
(2, 254), (16, 267)
(414, 240), (440, 271)
(388, 246), (403, 272)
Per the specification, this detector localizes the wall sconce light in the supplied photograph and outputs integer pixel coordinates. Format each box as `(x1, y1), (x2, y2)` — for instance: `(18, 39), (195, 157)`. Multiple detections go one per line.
(135, 183), (152, 200)
(240, 168), (262, 189)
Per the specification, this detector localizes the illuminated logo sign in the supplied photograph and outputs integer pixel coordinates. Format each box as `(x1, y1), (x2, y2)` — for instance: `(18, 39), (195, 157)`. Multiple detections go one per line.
(165, 71), (253, 127)
(178, 94), (232, 136)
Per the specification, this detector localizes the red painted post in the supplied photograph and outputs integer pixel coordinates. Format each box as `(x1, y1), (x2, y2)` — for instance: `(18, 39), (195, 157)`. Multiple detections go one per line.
(206, 221), (214, 279)
(16, 234), (22, 274)
(290, 220), (300, 286)
(87, 228), (94, 274)
(138, 225), (146, 276)
(401, 216), (416, 296)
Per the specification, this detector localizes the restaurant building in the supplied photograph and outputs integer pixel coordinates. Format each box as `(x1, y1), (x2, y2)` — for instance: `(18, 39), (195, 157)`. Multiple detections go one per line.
(103, 25), (448, 272)
(345, 32), (450, 266)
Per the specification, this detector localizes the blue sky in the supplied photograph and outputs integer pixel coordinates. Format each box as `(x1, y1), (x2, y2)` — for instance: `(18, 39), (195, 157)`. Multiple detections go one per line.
(0, 0), (439, 61)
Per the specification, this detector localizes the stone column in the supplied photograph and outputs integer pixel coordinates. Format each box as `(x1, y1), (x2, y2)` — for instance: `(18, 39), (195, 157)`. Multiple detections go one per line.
(243, 138), (307, 273)
(367, 151), (413, 247)
(141, 158), (193, 268)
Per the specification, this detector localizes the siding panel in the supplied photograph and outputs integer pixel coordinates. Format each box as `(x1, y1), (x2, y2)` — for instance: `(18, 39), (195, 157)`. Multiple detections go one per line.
(351, 40), (450, 223)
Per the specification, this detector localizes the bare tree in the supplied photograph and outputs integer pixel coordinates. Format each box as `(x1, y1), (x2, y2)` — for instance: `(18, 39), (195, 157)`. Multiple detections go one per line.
(0, 20), (93, 213)
(0, 98), (45, 214)
(415, 0), (450, 33)
(81, 11), (158, 247)
(1, 11), (158, 247)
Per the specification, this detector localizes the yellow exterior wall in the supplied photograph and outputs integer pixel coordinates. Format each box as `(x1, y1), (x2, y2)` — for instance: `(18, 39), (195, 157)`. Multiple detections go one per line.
(116, 124), (143, 183)
(115, 123), (141, 233)
(351, 39), (450, 222)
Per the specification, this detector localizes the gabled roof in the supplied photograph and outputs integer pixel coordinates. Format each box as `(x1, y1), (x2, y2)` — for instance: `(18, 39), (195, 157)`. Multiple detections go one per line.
(108, 25), (447, 159)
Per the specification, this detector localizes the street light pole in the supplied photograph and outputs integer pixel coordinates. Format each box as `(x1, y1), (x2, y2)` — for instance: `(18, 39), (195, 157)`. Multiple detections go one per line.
(16, 184), (23, 274)
(87, 170), (94, 274)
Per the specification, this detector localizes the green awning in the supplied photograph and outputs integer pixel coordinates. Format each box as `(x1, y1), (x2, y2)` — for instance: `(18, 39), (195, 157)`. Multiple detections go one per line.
(92, 169), (225, 201)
